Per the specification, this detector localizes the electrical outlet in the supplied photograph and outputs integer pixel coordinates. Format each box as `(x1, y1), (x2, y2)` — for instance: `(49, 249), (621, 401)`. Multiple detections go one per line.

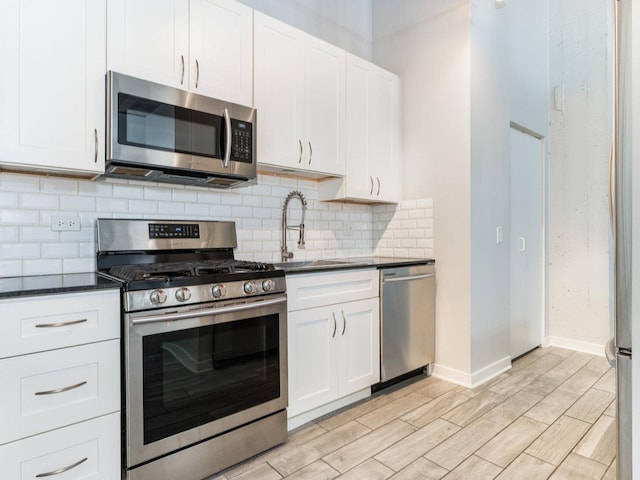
(343, 222), (354, 236)
(51, 215), (81, 232)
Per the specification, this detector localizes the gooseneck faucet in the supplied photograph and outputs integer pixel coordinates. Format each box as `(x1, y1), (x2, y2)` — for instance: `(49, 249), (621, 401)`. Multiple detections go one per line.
(281, 190), (307, 262)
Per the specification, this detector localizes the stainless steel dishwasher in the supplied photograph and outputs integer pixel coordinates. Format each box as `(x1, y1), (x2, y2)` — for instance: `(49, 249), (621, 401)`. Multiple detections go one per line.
(375, 262), (435, 390)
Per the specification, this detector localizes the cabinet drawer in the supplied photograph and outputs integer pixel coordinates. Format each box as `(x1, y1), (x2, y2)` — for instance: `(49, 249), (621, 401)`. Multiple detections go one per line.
(0, 340), (120, 445)
(286, 269), (379, 311)
(0, 289), (120, 358)
(0, 412), (120, 480)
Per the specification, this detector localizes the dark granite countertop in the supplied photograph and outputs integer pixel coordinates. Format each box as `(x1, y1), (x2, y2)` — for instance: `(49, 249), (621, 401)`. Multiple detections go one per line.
(275, 256), (435, 274)
(0, 272), (121, 299)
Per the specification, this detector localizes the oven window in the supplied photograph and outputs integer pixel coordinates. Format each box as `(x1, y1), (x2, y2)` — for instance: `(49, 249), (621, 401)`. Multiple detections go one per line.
(118, 93), (222, 159)
(142, 314), (280, 444)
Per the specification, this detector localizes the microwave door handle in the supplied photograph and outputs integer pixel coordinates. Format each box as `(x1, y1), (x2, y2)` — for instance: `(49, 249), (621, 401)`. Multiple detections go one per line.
(223, 108), (232, 168)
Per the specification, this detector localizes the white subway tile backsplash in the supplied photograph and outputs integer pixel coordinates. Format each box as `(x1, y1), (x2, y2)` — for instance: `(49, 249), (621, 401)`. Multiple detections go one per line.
(40, 178), (78, 194)
(20, 193), (59, 210)
(96, 197), (128, 213)
(1, 209), (39, 225)
(372, 197), (434, 259)
(0, 192), (18, 208)
(0, 171), (434, 278)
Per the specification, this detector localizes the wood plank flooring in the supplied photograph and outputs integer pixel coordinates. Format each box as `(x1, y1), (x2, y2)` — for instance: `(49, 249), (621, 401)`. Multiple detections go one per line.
(209, 347), (616, 480)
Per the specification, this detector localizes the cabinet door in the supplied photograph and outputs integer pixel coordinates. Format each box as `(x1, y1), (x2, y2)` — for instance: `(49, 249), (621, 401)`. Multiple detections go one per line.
(304, 37), (346, 176)
(338, 298), (380, 396)
(0, 0), (105, 175)
(107, 0), (189, 88)
(288, 305), (338, 417)
(254, 12), (305, 171)
(370, 67), (400, 202)
(344, 55), (375, 198)
(190, 0), (253, 106)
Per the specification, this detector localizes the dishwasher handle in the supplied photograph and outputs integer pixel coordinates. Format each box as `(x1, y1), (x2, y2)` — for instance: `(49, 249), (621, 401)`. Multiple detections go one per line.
(383, 273), (434, 284)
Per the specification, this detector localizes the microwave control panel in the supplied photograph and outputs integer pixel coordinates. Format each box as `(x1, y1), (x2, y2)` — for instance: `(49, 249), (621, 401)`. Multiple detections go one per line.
(230, 119), (253, 163)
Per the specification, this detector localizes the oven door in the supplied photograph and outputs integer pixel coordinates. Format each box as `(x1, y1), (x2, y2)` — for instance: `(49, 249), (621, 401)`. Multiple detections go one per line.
(125, 294), (287, 468)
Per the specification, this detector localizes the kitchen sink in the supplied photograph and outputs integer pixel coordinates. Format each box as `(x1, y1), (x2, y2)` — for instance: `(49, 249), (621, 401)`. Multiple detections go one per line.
(273, 259), (368, 271)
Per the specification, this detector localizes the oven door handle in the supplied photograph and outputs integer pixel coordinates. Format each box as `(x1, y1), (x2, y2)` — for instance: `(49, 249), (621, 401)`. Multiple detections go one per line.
(130, 296), (286, 326)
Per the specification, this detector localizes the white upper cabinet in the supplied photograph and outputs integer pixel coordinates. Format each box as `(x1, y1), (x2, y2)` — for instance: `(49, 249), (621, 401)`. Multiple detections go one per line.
(254, 12), (345, 177)
(108, 0), (253, 106)
(319, 54), (401, 204)
(0, 0), (106, 175)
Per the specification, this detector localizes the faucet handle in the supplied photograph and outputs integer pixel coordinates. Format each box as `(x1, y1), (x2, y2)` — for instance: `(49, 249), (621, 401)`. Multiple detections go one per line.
(298, 224), (305, 249)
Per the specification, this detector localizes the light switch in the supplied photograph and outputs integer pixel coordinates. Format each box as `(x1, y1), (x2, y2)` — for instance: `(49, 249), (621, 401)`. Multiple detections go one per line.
(496, 226), (503, 244)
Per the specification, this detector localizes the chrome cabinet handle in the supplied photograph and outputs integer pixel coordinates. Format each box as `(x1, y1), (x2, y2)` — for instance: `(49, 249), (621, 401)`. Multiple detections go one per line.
(223, 108), (231, 168)
(341, 311), (346, 336)
(369, 176), (374, 195)
(35, 380), (87, 396)
(36, 457), (88, 478)
(383, 273), (434, 283)
(298, 140), (303, 164)
(180, 55), (185, 85)
(93, 129), (98, 163)
(308, 142), (313, 165)
(35, 318), (87, 328)
(195, 59), (200, 88)
(376, 177), (381, 195)
(332, 312), (337, 338)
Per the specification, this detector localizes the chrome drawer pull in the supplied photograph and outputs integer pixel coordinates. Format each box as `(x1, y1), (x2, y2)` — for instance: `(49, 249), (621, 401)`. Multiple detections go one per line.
(332, 312), (337, 338)
(35, 381), (87, 396)
(341, 310), (346, 335)
(35, 318), (88, 328)
(36, 457), (88, 478)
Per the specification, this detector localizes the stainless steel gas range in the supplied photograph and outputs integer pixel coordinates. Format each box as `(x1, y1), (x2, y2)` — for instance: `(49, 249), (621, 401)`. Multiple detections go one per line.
(96, 219), (287, 480)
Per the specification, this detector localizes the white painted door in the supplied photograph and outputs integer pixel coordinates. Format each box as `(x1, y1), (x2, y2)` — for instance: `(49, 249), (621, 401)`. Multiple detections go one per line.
(287, 305), (338, 417)
(304, 36), (346, 176)
(190, 0), (253, 106)
(0, 0), (105, 175)
(107, 0), (189, 88)
(510, 127), (544, 358)
(338, 298), (380, 396)
(253, 12), (305, 171)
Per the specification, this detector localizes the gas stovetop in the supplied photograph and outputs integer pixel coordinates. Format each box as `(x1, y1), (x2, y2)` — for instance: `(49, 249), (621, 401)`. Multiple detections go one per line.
(96, 218), (286, 312)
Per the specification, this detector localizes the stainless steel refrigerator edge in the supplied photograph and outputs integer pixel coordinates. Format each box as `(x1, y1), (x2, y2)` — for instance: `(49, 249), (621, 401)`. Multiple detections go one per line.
(608, 1), (633, 478)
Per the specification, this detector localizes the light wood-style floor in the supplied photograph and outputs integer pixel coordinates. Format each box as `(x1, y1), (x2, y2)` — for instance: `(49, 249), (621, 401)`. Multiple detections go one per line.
(210, 347), (616, 480)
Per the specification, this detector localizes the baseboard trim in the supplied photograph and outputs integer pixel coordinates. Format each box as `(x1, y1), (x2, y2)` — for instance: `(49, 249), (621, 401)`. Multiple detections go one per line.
(432, 356), (512, 389)
(547, 336), (606, 356)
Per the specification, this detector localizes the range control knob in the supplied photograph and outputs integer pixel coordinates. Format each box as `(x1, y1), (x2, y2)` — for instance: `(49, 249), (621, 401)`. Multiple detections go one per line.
(243, 281), (257, 295)
(262, 279), (275, 292)
(211, 284), (227, 299)
(175, 287), (191, 302)
(150, 289), (167, 305)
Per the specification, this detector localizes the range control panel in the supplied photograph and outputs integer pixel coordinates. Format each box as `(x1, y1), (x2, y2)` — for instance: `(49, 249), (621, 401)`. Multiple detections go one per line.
(148, 223), (200, 239)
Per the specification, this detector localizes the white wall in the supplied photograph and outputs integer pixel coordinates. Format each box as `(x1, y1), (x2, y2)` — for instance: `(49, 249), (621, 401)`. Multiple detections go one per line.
(548, 0), (612, 353)
(469, 0), (511, 377)
(236, 0), (373, 59)
(373, 0), (549, 385)
(373, 0), (473, 379)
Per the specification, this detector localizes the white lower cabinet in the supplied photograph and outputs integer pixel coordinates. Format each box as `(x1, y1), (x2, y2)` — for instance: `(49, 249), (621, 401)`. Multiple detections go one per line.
(286, 270), (380, 422)
(0, 413), (120, 480)
(0, 289), (121, 476)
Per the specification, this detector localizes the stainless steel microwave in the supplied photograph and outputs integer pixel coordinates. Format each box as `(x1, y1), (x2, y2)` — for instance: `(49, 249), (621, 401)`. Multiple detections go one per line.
(105, 71), (257, 188)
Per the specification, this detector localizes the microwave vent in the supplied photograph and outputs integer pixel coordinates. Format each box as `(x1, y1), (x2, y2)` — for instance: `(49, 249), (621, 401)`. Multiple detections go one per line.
(206, 177), (238, 187)
(109, 165), (153, 177)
